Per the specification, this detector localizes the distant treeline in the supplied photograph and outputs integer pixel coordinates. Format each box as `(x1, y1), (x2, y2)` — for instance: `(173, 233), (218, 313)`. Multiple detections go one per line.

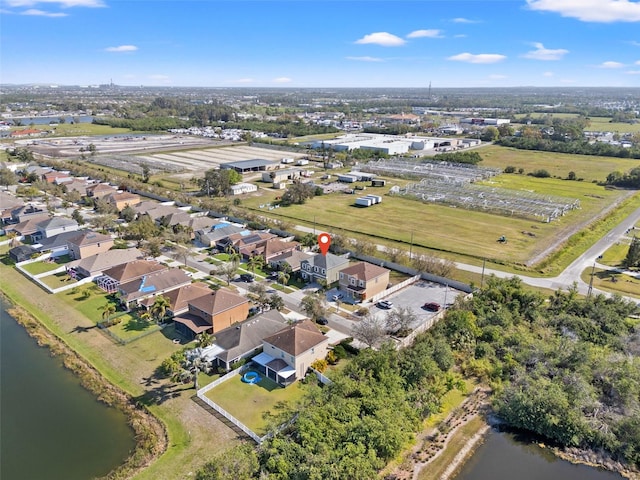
(432, 151), (483, 165)
(497, 137), (640, 159)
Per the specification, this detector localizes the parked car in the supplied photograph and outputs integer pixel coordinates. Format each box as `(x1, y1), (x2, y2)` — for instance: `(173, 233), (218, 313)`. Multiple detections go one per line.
(423, 302), (441, 312)
(316, 317), (329, 325)
(331, 293), (343, 301)
(376, 300), (393, 309)
(240, 273), (255, 282)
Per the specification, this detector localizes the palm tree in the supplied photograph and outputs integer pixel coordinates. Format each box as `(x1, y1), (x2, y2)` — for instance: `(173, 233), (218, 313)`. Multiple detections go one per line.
(150, 295), (171, 323)
(196, 331), (215, 349)
(277, 270), (290, 288)
(99, 303), (117, 321)
(225, 244), (241, 263)
(247, 253), (264, 275)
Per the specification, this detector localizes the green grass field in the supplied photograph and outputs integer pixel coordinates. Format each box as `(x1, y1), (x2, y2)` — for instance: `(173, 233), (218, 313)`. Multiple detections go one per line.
(20, 255), (71, 275)
(106, 314), (162, 342)
(7, 123), (132, 137)
(511, 114), (640, 134)
(205, 373), (308, 435)
(581, 267), (640, 298)
(242, 173), (627, 266)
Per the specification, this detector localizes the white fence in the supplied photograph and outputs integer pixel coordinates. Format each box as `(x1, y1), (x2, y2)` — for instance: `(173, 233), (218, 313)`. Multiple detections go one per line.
(197, 364), (266, 444)
(366, 274), (421, 305)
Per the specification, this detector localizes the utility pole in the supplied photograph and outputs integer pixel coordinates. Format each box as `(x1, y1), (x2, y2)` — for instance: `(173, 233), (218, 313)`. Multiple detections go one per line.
(587, 261), (596, 297)
(409, 230), (414, 261)
(480, 258), (486, 289)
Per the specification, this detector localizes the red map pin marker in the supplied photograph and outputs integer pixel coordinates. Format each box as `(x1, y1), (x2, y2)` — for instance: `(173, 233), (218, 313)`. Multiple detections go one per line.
(318, 233), (331, 256)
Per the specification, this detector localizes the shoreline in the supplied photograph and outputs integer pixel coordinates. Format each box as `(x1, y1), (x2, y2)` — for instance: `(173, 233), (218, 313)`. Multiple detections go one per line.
(1, 292), (168, 480)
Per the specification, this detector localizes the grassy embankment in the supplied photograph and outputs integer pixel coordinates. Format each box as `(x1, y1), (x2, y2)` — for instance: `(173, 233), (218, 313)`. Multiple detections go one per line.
(0, 265), (240, 479)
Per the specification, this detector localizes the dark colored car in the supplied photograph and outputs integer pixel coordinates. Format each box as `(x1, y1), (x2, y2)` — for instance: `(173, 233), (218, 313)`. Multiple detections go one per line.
(240, 273), (255, 282)
(316, 317), (329, 325)
(423, 302), (441, 312)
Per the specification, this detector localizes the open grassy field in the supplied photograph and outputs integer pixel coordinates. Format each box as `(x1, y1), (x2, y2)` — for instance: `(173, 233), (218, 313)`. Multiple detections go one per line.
(581, 267), (640, 298)
(242, 172), (628, 266)
(7, 123), (132, 136)
(479, 144), (640, 183)
(511, 114), (640, 134)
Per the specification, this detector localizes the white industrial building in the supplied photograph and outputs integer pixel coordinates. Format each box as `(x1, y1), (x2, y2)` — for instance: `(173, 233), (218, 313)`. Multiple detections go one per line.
(310, 133), (474, 155)
(229, 183), (258, 195)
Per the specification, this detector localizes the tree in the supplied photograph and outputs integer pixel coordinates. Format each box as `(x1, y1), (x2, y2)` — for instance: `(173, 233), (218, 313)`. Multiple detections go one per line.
(280, 181), (316, 206)
(99, 303), (117, 321)
(624, 236), (640, 268)
(141, 237), (164, 259)
(247, 253), (264, 275)
(268, 292), (285, 311)
(216, 260), (239, 285)
(481, 126), (499, 142)
(351, 312), (386, 348)
(140, 162), (151, 183)
(92, 214), (117, 232)
(385, 306), (416, 336)
(196, 331), (214, 349)
(248, 282), (270, 309)
(300, 292), (327, 321)
(198, 168), (242, 197)
(0, 167), (18, 190)
(71, 208), (85, 225)
(150, 295), (171, 323)
(195, 443), (259, 480)
(170, 242), (195, 267)
(120, 204), (136, 222)
(277, 269), (290, 288)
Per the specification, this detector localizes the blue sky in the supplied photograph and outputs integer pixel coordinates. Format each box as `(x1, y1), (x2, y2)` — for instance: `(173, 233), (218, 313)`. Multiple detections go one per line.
(1, 0), (639, 88)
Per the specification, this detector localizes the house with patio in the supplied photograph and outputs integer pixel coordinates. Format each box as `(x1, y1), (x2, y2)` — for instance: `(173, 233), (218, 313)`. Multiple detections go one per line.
(66, 247), (143, 279)
(200, 309), (288, 370)
(96, 259), (167, 293)
(173, 288), (249, 339)
(117, 268), (192, 311)
(299, 252), (350, 285)
(138, 281), (212, 317)
(253, 319), (329, 386)
(338, 261), (390, 302)
(195, 222), (247, 248)
(239, 237), (299, 262)
(106, 191), (141, 211)
(269, 249), (314, 273)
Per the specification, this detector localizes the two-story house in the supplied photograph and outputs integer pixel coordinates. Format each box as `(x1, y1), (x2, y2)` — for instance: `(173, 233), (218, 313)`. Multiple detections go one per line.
(173, 288), (249, 339)
(96, 259), (167, 293)
(31, 217), (79, 242)
(299, 252), (349, 285)
(67, 231), (113, 259)
(117, 268), (192, 311)
(253, 319), (329, 386)
(338, 261), (390, 301)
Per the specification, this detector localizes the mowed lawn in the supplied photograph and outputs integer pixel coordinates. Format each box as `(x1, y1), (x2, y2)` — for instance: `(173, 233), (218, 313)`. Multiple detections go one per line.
(206, 373), (308, 435)
(243, 172), (627, 264)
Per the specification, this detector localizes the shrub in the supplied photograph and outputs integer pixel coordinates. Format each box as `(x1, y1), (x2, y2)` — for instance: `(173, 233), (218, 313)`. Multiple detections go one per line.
(311, 358), (328, 372)
(530, 169), (551, 178)
(504, 165), (516, 174)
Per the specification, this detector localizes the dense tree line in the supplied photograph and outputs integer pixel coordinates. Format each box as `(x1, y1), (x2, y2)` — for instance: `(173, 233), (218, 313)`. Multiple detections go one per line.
(497, 137), (640, 159)
(432, 151), (483, 165)
(92, 116), (191, 131)
(606, 167), (640, 189)
(195, 277), (639, 479)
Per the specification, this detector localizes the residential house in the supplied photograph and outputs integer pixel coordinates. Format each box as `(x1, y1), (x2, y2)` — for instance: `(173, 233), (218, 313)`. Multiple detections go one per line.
(32, 216), (79, 241)
(8, 204), (47, 224)
(338, 261), (390, 301)
(239, 237), (299, 262)
(32, 230), (82, 258)
(173, 288), (249, 339)
(217, 231), (276, 254)
(195, 222), (246, 248)
(299, 252), (350, 285)
(138, 281), (211, 317)
(0, 192), (24, 224)
(66, 248), (143, 279)
(10, 128), (45, 138)
(85, 183), (117, 199)
(200, 309), (288, 370)
(253, 319), (329, 386)
(96, 259), (167, 293)
(67, 231), (114, 259)
(106, 191), (141, 211)
(43, 171), (72, 184)
(117, 268), (192, 310)
(61, 179), (89, 197)
(269, 249), (314, 273)
(3, 216), (49, 238)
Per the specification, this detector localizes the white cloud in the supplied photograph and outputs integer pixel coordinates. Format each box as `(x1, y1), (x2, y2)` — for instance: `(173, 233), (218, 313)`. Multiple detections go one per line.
(235, 78), (255, 83)
(598, 61), (625, 68)
(273, 77), (292, 83)
(21, 7), (66, 15)
(522, 42), (569, 60)
(355, 32), (406, 47)
(636, 60), (640, 64)
(406, 29), (443, 39)
(526, 0), (640, 23)
(105, 45), (138, 52)
(628, 40), (640, 46)
(447, 52), (506, 64)
(346, 56), (383, 62)
(5, 0), (104, 7)
(543, 71), (555, 76)
(451, 17), (479, 23)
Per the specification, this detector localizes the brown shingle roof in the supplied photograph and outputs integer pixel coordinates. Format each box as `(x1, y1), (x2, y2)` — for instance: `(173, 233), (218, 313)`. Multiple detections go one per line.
(101, 259), (167, 283)
(340, 261), (389, 282)
(188, 288), (249, 316)
(68, 230), (112, 247)
(139, 281), (211, 314)
(263, 319), (327, 356)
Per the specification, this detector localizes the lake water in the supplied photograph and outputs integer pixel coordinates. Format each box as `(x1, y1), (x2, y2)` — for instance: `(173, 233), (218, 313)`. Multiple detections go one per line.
(0, 300), (135, 480)
(455, 427), (624, 480)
